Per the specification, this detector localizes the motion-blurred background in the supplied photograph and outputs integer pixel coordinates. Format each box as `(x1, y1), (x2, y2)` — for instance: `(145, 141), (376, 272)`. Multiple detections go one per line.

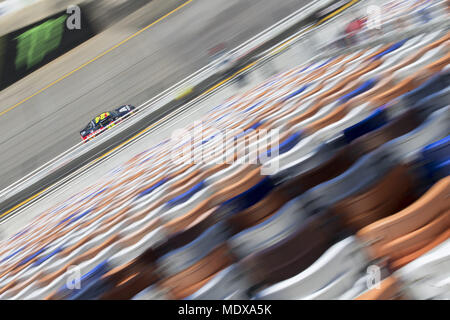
(0, 0), (448, 301)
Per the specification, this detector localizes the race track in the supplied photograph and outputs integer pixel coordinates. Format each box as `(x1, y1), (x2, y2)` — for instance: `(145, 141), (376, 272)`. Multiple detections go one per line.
(0, 0), (309, 190)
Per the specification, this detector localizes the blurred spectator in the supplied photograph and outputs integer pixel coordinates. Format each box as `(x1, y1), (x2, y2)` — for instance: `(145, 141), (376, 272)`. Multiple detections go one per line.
(344, 16), (367, 46)
(416, 0), (432, 23)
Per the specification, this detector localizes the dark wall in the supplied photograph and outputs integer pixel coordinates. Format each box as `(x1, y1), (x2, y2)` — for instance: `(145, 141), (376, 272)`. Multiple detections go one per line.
(82, 0), (151, 33)
(0, 6), (95, 90)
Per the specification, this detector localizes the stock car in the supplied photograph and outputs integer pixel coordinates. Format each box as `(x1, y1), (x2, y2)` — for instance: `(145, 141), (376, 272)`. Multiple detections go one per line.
(80, 105), (136, 142)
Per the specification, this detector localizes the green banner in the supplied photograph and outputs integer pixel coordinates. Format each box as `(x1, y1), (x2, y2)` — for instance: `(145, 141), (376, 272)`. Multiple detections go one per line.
(0, 7), (94, 91)
(14, 15), (67, 70)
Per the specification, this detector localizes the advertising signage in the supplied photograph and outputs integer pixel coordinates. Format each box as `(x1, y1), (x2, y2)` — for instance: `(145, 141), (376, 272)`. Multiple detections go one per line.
(0, 7), (94, 90)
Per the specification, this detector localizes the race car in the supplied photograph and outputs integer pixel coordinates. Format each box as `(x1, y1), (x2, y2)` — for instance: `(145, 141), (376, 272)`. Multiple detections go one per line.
(80, 105), (136, 142)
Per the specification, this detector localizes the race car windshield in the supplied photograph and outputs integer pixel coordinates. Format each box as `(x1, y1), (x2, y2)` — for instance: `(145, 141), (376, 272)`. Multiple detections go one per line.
(116, 106), (131, 113)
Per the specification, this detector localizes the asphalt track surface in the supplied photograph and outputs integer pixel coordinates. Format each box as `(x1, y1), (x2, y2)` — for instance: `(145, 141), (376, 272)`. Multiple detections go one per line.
(0, 0), (308, 190)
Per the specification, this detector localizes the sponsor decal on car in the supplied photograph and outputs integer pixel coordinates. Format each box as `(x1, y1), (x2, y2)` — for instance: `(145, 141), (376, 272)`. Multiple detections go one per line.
(80, 106), (137, 142)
